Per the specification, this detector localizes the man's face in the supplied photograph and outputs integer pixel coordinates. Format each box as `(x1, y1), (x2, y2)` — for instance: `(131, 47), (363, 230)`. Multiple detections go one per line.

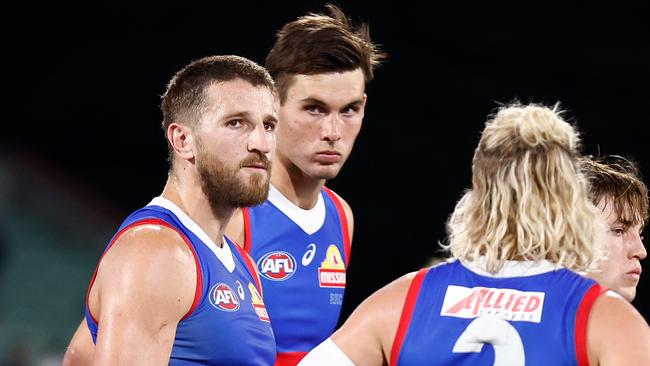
(590, 196), (647, 301)
(193, 79), (277, 208)
(276, 68), (366, 180)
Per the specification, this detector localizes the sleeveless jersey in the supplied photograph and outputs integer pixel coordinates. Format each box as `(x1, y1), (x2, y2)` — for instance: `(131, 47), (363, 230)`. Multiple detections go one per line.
(242, 186), (351, 365)
(391, 259), (606, 366)
(85, 197), (276, 365)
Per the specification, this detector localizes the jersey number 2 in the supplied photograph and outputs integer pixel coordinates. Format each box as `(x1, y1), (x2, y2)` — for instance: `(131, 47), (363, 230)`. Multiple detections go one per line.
(452, 316), (525, 366)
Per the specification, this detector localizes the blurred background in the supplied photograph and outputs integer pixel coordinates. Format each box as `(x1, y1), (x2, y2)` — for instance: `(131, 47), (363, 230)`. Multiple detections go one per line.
(2, 0), (649, 363)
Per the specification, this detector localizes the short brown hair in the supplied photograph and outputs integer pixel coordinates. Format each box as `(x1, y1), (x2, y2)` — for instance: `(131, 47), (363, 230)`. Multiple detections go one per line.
(582, 155), (649, 227)
(265, 4), (386, 103)
(160, 55), (274, 163)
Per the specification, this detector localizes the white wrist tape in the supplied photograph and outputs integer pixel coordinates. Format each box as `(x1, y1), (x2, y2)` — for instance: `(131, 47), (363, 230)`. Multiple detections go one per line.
(297, 338), (355, 366)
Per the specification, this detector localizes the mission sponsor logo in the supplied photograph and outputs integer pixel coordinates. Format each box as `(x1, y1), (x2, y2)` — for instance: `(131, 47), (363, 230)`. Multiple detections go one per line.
(248, 282), (270, 322)
(208, 283), (240, 312)
(440, 285), (545, 323)
(318, 245), (346, 288)
(257, 251), (297, 281)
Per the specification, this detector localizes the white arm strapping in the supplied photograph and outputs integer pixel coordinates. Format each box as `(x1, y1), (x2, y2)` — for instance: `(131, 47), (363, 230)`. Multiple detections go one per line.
(297, 338), (355, 366)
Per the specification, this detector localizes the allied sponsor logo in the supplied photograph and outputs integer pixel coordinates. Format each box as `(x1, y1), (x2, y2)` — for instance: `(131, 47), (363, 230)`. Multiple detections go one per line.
(208, 283), (240, 312)
(440, 285), (545, 323)
(318, 245), (346, 288)
(248, 282), (270, 322)
(257, 251), (297, 281)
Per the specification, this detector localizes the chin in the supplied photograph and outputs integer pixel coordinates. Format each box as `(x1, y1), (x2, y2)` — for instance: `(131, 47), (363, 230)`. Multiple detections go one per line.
(617, 287), (636, 302)
(312, 166), (343, 180)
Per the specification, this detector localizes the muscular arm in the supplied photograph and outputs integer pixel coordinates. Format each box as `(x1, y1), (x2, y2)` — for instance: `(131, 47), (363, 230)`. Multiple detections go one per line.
(588, 291), (650, 365)
(301, 272), (417, 365)
(88, 225), (197, 365)
(62, 320), (94, 366)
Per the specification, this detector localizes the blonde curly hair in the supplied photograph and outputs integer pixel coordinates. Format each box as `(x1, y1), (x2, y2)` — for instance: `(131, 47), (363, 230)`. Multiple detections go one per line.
(443, 103), (604, 273)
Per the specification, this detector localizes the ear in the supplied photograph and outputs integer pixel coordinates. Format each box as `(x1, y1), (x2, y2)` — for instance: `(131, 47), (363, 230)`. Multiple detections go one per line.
(167, 122), (196, 161)
(359, 93), (368, 118)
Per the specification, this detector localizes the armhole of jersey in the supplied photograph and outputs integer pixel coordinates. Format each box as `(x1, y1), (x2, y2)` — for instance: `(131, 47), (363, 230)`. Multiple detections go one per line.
(232, 243), (264, 298)
(389, 268), (429, 366)
(323, 187), (351, 267)
(574, 283), (608, 366)
(242, 207), (252, 254)
(85, 218), (203, 324)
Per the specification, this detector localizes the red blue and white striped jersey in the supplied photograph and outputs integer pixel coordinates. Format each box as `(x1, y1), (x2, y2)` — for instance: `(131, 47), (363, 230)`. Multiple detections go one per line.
(242, 186), (351, 366)
(390, 259), (606, 366)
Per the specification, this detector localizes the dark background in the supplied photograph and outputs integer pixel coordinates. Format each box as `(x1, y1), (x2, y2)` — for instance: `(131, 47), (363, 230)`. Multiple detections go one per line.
(2, 0), (649, 359)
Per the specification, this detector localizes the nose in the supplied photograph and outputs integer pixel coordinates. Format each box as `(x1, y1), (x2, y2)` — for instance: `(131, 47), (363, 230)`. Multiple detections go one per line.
(321, 114), (342, 142)
(630, 232), (647, 260)
(248, 123), (272, 155)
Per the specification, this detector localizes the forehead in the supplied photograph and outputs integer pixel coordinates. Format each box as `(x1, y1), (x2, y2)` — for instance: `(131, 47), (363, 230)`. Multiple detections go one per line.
(597, 195), (644, 226)
(203, 79), (274, 115)
(286, 69), (365, 105)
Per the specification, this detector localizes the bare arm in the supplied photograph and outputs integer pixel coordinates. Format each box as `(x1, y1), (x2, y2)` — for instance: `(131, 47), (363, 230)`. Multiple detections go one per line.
(88, 225), (196, 365)
(326, 272), (417, 365)
(588, 291), (650, 365)
(62, 319), (94, 366)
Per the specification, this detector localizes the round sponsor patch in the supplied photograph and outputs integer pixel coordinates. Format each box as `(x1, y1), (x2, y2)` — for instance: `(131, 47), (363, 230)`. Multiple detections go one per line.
(257, 251), (297, 281)
(208, 283), (240, 311)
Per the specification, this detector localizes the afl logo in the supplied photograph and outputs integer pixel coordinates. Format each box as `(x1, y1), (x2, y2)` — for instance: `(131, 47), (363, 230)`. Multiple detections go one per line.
(208, 283), (240, 311)
(257, 251), (297, 281)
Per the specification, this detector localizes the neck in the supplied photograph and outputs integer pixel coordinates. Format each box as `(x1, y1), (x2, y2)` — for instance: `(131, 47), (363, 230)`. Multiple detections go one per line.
(162, 170), (234, 247)
(271, 155), (326, 210)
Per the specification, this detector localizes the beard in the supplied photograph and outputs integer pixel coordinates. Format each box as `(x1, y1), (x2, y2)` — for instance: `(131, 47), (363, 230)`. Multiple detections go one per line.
(196, 145), (271, 209)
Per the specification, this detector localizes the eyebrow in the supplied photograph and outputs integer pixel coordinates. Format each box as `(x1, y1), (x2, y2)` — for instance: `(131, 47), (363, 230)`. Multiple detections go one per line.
(221, 111), (278, 124)
(221, 111), (250, 120)
(300, 97), (364, 109)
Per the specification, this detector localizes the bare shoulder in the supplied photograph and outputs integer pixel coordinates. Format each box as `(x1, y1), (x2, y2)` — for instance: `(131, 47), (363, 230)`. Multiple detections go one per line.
(90, 223), (197, 322)
(332, 271), (419, 365)
(225, 207), (245, 248)
(588, 290), (650, 365)
(90, 224), (198, 364)
(98, 223), (195, 278)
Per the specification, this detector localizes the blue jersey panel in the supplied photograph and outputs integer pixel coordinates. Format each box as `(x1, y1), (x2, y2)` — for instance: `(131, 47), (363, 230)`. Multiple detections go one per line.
(246, 188), (348, 355)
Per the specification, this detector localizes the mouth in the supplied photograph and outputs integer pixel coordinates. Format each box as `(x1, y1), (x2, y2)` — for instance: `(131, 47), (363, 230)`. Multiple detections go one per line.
(240, 154), (270, 170)
(625, 267), (642, 281)
(242, 162), (268, 170)
(314, 151), (342, 164)
(627, 267), (642, 276)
